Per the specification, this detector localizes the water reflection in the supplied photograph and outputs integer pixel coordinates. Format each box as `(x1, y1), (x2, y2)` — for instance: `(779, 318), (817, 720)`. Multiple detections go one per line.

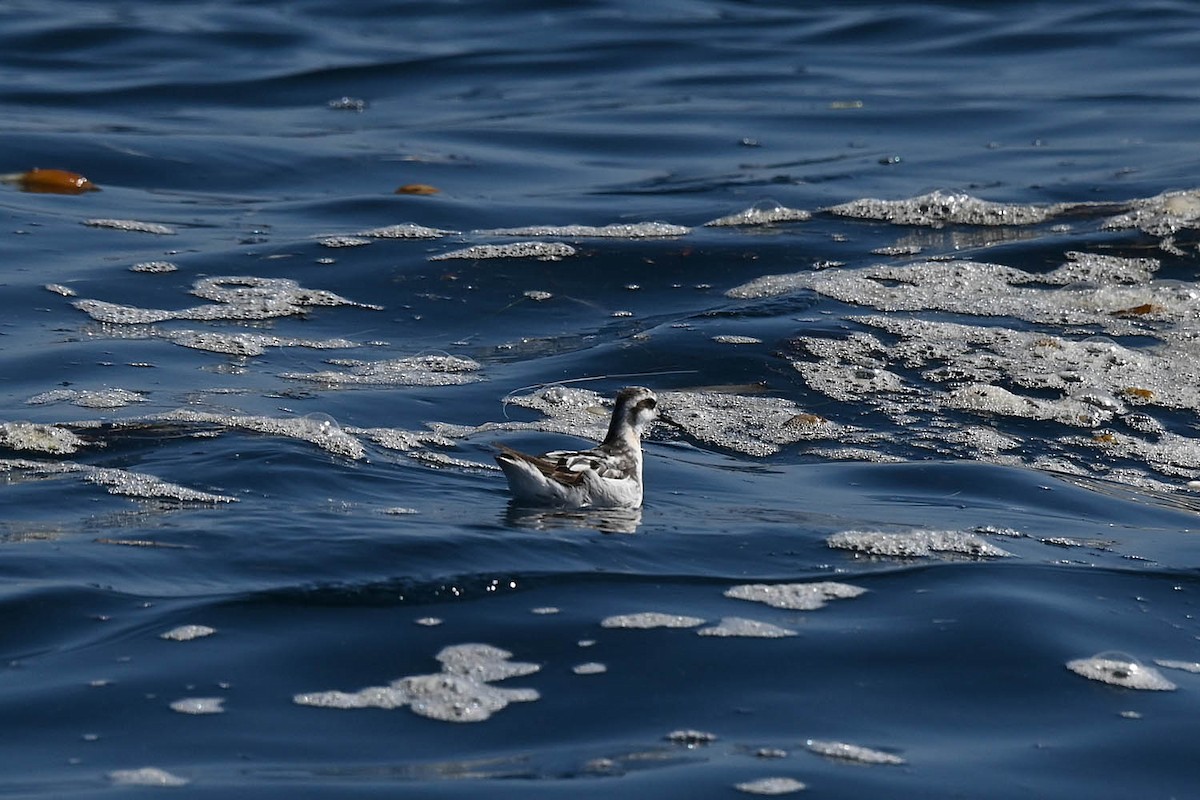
(504, 504), (643, 534)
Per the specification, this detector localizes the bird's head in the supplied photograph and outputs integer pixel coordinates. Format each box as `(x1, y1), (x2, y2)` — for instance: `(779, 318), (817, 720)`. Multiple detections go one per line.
(610, 386), (659, 439)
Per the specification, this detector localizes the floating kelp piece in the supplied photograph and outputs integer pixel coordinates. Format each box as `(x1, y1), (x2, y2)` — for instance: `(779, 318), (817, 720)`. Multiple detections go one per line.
(395, 183), (439, 195)
(3, 167), (100, 194)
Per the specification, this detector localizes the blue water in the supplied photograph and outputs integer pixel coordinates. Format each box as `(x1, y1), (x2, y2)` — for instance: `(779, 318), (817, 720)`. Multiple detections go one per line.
(3, 1), (1200, 797)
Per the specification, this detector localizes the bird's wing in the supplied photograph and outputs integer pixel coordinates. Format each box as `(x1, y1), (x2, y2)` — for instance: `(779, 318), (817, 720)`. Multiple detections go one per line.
(496, 444), (596, 486)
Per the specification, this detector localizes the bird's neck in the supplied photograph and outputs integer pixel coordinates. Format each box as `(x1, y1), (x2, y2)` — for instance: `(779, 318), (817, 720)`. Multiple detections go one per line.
(603, 418), (640, 449)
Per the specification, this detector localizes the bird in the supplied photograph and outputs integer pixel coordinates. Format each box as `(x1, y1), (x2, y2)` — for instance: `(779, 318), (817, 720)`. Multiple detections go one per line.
(495, 386), (659, 509)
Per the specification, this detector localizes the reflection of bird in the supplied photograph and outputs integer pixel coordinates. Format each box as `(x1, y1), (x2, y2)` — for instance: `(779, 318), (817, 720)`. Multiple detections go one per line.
(495, 386), (659, 509)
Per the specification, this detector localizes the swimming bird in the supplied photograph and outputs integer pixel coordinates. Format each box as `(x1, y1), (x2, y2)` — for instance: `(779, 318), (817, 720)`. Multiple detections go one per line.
(495, 386), (659, 509)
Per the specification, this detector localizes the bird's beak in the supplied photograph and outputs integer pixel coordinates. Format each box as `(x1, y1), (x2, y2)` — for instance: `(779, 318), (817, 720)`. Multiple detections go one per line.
(656, 409), (682, 429)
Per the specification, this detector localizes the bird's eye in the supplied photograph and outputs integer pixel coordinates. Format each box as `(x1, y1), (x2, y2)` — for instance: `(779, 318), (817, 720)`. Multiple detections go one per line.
(642, 398), (657, 410)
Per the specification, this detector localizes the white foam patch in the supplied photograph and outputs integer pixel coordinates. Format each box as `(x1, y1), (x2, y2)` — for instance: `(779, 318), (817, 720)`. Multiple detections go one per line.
(1155, 659), (1200, 674)
(1067, 654), (1177, 690)
(130, 260), (179, 273)
(660, 391), (841, 457)
(74, 276), (378, 324)
(666, 729), (718, 746)
(45, 283), (77, 297)
(169, 697), (225, 714)
(108, 767), (190, 786)
(712, 335), (763, 344)
(724, 581), (867, 610)
(0, 422), (90, 454)
(572, 662), (607, 675)
(159, 409), (367, 459)
(827, 529), (1012, 558)
(318, 236), (372, 248)
(294, 643), (540, 723)
(805, 740), (906, 765)
(358, 223), (452, 239)
(735, 777), (808, 795)
(84, 218), (177, 235)
(85, 467), (237, 503)
(162, 329), (358, 357)
(600, 612), (706, 629)
(826, 190), (1068, 227)
(697, 617), (797, 638)
(481, 222), (690, 238)
(27, 388), (147, 409)
(705, 202), (811, 227)
(280, 354), (482, 387)
(430, 242), (576, 261)
(1102, 189), (1200, 236)
(160, 625), (216, 642)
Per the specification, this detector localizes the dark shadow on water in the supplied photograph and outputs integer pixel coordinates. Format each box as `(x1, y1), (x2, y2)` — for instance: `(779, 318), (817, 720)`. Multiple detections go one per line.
(503, 503), (642, 534)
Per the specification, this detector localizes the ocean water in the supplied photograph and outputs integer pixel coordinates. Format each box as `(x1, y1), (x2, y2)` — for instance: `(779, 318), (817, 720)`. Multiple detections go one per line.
(3, 1), (1200, 797)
